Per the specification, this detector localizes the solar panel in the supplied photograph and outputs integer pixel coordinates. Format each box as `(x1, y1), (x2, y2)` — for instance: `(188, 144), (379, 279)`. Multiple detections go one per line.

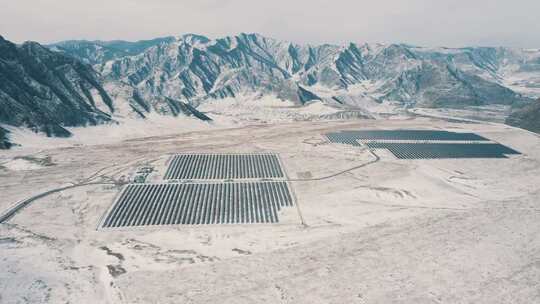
(326, 133), (362, 146)
(101, 181), (295, 228)
(163, 153), (284, 180)
(365, 142), (520, 159)
(334, 130), (489, 141)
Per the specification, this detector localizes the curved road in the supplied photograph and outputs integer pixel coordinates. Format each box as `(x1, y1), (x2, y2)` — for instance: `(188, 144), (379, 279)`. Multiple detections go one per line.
(286, 149), (380, 182)
(0, 181), (120, 224)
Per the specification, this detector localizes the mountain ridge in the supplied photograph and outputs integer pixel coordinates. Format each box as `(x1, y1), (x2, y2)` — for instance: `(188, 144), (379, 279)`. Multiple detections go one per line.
(1, 33), (540, 149)
(0, 35), (212, 143)
(0, 35), (114, 137)
(84, 33), (537, 107)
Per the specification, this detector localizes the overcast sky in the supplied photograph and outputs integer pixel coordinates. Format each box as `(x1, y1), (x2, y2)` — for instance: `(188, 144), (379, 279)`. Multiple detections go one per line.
(1, 0), (539, 48)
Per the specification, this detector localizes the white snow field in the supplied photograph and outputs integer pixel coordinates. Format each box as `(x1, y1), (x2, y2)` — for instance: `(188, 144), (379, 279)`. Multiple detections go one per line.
(1, 105), (540, 303)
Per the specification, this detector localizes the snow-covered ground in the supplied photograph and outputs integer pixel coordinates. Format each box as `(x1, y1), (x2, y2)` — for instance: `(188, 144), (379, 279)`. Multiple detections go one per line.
(198, 94), (341, 123)
(411, 105), (513, 123)
(1, 114), (539, 303)
(1, 158), (45, 171)
(1, 114), (226, 152)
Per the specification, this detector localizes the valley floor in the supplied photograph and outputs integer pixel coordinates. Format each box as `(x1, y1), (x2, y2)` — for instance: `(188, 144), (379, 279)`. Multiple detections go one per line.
(1, 117), (540, 303)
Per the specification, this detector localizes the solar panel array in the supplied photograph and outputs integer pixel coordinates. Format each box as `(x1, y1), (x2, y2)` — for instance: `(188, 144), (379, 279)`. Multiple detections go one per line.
(102, 182), (294, 228)
(326, 129), (521, 159)
(164, 154), (284, 180)
(365, 142), (521, 159)
(334, 130), (489, 141)
(326, 133), (362, 147)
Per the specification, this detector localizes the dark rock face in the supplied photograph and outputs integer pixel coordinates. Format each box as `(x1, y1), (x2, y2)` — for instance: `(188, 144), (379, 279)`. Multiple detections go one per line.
(506, 98), (540, 133)
(0, 35), (114, 137)
(297, 86), (322, 104)
(164, 98), (212, 121)
(0, 127), (11, 149)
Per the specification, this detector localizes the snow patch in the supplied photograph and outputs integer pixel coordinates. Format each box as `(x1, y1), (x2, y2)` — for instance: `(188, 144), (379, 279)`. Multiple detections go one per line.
(198, 95), (340, 123)
(4, 114), (229, 150)
(2, 158), (44, 171)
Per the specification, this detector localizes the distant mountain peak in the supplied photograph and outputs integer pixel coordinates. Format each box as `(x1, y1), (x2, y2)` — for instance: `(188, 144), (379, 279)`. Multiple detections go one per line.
(176, 33), (210, 44)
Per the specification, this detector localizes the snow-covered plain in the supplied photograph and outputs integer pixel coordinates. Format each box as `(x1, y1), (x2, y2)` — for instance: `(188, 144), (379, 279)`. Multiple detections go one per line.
(1, 114), (222, 151)
(198, 95), (342, 123)
(1, 101), (540, 303)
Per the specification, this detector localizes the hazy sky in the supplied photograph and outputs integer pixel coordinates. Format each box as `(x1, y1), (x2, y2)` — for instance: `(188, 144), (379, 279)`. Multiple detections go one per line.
(1, 0), (539, 48)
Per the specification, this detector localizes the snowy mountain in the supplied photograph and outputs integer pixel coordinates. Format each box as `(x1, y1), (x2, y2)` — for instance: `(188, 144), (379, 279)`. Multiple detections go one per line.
(0, 35), (211, 141)
(96, 34), (321, 105)
(1, 33), (540, 148)
(48, 37), (175, 65)
(0, 35), (115, 137)
(86, 33), (538, 108)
